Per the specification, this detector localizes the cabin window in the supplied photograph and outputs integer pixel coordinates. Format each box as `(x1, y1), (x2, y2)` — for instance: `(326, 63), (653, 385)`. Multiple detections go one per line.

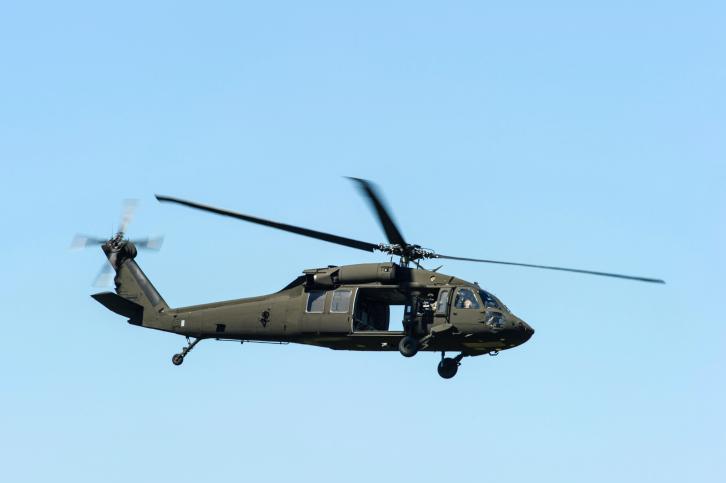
(436, 290), (450, 315)
(330, 289), (352, 313)
(454, 288), (480, 309)
(306, 290), (325, 313)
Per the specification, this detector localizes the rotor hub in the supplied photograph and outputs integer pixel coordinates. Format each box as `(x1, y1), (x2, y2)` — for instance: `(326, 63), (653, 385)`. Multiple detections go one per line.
(377, 244), (436, 265)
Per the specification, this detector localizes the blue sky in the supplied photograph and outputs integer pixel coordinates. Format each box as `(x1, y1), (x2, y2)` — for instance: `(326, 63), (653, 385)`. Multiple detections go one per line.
(1, 2), (724, 482)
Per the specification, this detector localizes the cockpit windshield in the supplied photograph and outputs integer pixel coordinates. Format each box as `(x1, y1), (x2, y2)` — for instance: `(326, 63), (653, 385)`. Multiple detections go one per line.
(479, 290), (504, 310)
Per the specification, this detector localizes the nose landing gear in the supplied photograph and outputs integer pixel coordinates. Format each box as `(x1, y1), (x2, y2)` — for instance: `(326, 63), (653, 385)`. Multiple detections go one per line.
(437, 352), (465, 379)
(172, 337), (202, 366)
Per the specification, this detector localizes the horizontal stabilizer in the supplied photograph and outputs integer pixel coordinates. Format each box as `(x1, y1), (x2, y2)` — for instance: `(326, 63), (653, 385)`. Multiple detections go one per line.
(92, 292), (143, 325)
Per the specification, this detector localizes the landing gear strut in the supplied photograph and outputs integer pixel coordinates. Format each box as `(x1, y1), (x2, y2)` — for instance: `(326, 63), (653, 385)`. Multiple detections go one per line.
(172, 337), (201, 366)
(437, 352), (465, 379)
(399, 301), (423, 357)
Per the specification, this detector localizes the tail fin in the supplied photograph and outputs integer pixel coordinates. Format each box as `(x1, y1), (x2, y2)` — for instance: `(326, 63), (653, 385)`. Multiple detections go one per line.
(93, 239), (172, 331)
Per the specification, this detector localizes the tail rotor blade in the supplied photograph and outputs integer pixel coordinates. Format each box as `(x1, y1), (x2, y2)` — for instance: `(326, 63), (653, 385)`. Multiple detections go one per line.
(131, 236), (164, 251)
(92, 263), (114, 287)
(71, 234), (107, 249)
(119, 199), (139, 234)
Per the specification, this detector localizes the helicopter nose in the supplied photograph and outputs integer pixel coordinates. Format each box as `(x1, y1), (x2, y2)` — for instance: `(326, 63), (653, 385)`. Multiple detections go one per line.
(518, 319), (535, 342)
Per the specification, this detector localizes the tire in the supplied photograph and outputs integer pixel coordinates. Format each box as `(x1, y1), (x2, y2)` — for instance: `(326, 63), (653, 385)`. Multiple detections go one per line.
(398, 336), (419, 357)
(172, 354), (184, 366)
(437, 358), (458, 379)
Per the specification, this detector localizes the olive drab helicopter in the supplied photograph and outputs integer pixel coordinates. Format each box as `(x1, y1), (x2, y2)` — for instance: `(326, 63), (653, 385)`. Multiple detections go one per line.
(82, 178), (664, 379)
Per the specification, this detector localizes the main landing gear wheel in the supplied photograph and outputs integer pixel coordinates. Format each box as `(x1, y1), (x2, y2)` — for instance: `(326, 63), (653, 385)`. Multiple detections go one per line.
(437, 358), (458, 379)
(398, 335), (419, 357)
(171, 337), (201, 366)
(437, 352), (465, 379)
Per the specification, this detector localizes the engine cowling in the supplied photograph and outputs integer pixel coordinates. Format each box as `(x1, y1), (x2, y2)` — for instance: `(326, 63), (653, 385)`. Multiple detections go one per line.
(304, 263), (397, 288)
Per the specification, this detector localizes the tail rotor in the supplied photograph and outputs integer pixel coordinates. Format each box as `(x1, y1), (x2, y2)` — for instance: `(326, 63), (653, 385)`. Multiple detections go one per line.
(72, 199), (164, 286)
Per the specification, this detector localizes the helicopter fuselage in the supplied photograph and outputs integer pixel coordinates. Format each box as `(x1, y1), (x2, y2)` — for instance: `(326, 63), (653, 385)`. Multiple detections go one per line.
(101, 251), (534, 357)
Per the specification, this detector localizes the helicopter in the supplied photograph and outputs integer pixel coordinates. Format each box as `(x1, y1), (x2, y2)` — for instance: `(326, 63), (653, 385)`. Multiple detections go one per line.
(87, 178), (664, 379)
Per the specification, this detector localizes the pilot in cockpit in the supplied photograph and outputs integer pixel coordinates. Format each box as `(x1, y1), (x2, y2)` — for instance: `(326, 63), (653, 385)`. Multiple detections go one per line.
(455, 288), (480, 309)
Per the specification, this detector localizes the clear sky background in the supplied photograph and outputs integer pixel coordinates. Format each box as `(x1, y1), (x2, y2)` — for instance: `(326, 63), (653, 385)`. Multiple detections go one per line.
(1, 2), (724, 482)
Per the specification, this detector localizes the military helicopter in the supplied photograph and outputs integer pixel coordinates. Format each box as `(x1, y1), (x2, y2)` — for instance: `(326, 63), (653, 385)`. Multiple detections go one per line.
(88, 178), (664, 378)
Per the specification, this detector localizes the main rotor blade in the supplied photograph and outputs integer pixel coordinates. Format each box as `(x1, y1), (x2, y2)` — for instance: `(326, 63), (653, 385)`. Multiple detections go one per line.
(433, 254), (665, 284)
(155, 195), (379, 253)
(347, 177), (407, 247)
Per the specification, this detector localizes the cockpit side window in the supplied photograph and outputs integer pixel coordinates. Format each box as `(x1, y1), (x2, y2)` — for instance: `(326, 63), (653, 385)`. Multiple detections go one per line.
(454, 288), (480, 309)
